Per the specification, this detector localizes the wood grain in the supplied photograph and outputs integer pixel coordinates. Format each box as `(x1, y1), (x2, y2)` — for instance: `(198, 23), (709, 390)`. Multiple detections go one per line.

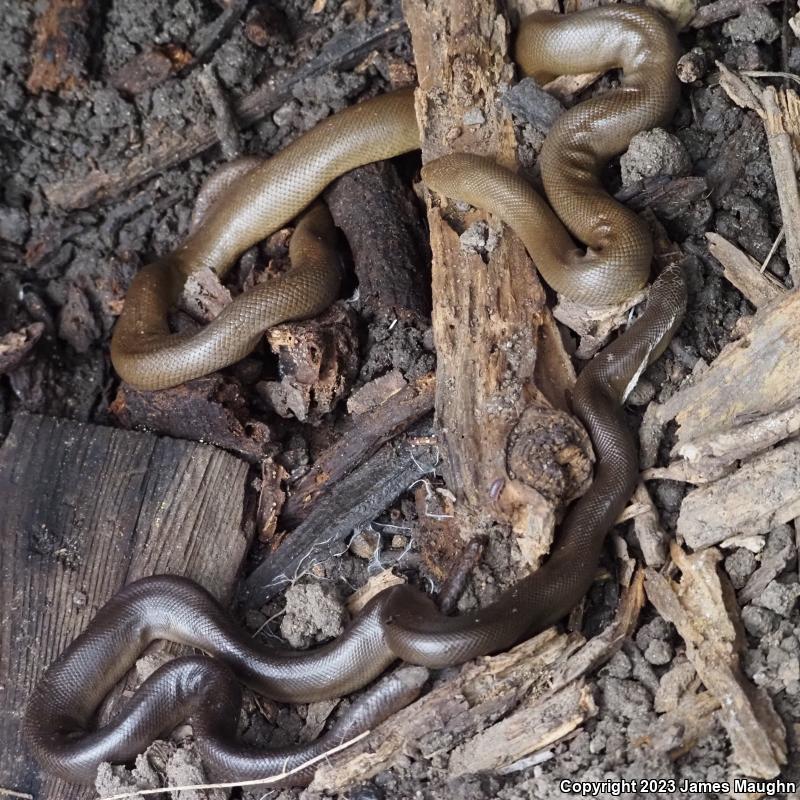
(0, 414), (251, 799)
(403, 0), (589, 551)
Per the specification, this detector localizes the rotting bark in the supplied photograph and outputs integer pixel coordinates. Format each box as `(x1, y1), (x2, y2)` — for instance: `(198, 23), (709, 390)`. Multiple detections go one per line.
(325, 161), (432, 321)
(0, 414), (251, 800)
(716, 66), (800, 285)
(677, 439), (800, 548)
(43, 13), (410, 209)
(640, 288), (800, 480)
(403, 0), (589, 553)
(27, 0), (93, 94)
(110, 374), (272, 463)
(706, 232), (786, 308)
(257, 303), (360, 423)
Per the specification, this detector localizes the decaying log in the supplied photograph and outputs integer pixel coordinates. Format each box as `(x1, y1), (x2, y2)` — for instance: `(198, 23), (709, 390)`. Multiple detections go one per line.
(0, 414), (251, 800)
(325, 162), (431, 320)
(309, 571), (646, 791)
(282, 371), (435, 526)
(645, 544), (787, 779)
(27, 0), (92, 94)
(403, 0), (589, 550)
(242, 433), (439, 606)
(44, 14), (410, 209)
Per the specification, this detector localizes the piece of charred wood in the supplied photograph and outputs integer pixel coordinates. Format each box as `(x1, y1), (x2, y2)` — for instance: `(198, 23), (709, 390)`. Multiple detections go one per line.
(44, 14), (410, 209)
(0, 414), (251, 799)
(110, 375), (272, 462)
(282, 371), (435, 526)
(27, 0), (93, 94)
(242, 431), (438, 606)
(325, 161), (431, 321)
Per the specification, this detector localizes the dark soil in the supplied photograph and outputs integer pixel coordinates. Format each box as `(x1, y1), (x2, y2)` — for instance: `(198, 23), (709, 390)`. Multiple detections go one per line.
(1, 0), (797, 798)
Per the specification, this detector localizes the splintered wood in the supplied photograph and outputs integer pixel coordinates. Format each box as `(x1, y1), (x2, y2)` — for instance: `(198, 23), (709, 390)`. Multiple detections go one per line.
(645, 545), (786, 779)
(0, 414), (251, 800)
(309, 572), (646, 791)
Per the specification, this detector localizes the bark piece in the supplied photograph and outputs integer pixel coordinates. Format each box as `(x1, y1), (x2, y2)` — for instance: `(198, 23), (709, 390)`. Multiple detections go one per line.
(631, 483), (669, 567)
(110, 375), (272, 463)
(27, 0), (92, 94)
(0, 323), (45, 375)
(645, 543), (786, 779)
(717, 67), (800, 285)
(257, 304), (359, 423)
(645, 289), (800, 476)
(197, 64), (242, 161)
(325, 161), (431, 320)
(43, 14), (409, 209)
(110, 47), (184, 95)
(0, 414), (251, 799)
(677, 439), (800, 549)
(282, 371), (435, 526)
(706, 232), (786, 307)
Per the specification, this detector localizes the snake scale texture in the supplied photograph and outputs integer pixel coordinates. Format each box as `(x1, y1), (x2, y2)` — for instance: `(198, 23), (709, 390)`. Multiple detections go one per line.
(26, 5), (687, 788)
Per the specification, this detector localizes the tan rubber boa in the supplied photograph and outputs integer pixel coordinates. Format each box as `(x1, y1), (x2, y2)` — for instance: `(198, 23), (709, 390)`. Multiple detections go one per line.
(28, 5), (687, 787)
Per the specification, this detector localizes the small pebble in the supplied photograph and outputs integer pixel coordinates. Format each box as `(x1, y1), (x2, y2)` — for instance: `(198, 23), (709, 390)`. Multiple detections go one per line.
(741, 604), (779, 637)
(644, 639), (674, 666)
(350, 529), (381, 560)
(753, 582), (800, 618)
(677, 48), (707, 83)
(724, 548), (758, 589)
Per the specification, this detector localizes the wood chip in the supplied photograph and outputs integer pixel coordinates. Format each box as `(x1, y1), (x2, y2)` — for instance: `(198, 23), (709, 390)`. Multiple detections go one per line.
(310, 568), (645, 791)
(645, 543), (787, 779)
(645, 289), (800, 478)
(27, 0), (91, 94)
(677, 439), (800, 548)
(706, 232), (786, 308)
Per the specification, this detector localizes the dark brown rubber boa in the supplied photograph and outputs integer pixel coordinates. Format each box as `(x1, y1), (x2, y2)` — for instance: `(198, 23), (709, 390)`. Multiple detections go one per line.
(27, 5), (687, 787)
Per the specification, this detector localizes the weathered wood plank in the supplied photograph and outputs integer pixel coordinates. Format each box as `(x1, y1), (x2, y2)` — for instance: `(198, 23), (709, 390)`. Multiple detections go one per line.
(0, 414), (251, 799)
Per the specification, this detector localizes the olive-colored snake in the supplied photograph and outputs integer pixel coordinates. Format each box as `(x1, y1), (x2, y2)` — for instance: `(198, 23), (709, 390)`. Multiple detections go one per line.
(26, 5), (687, 787)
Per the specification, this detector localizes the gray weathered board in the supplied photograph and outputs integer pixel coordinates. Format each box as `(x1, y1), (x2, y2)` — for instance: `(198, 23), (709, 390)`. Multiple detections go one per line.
(0, 414), (251, 799)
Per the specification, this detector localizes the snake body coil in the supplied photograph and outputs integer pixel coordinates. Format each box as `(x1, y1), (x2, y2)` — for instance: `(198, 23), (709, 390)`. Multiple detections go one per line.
(27, 5), (686, 787)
